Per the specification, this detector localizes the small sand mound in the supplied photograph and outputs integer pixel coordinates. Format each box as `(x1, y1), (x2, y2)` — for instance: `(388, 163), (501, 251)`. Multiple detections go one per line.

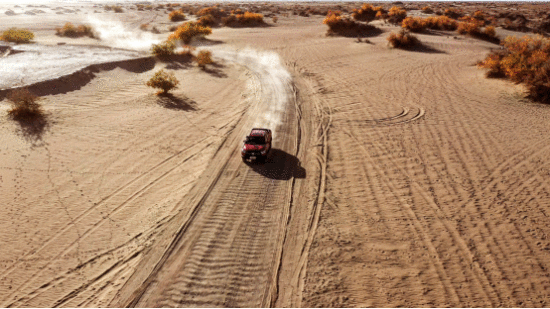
(5, 10), (16, 16)
(24, 11), (36, 15)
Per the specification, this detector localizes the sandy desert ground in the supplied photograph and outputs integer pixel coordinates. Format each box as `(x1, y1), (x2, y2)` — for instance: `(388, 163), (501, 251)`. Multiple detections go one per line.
(1, 1), (550, 307)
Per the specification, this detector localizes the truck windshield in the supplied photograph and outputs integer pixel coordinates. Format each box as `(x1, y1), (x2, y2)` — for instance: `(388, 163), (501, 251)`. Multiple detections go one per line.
(246, 136), (266, 145)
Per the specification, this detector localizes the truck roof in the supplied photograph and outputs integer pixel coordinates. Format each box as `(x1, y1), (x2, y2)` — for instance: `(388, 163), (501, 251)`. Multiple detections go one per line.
(249, 128), (269, 136)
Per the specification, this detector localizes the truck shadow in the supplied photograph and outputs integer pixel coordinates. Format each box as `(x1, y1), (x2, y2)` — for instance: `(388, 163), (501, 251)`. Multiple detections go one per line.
(245, 148), (306, 180)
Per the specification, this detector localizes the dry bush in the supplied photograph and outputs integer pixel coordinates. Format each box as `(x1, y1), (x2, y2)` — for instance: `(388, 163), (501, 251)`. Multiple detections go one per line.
(168, 22), (212, 44)
(197, 14), (217, 27)
(196, 50), (213, 69)
(387, 6), (407, 24)
(402, 17), (427, 32)
(444, 8), (463, 19)
(424, 16), (458, 30)
(272, 16), (278, 23)
(6, 88), (43, 120)
(151, 40), (176, 57)
(323, 10), (378, 37)
(352, 4), (377, 23)
(1, 27), (34, 43)
(169, 10), (186, 22)
(140, 23), (149, 31)
(223, 12), (265, 27)
(136, 4), (144, 11)
(146, 69), (179, 94)
(478, 35), (550, 102)
(56, 23), (95, 38)
(112, 6), (123, 13)
(472, 10), (485, 21)
(421, 6), (433, 14)
(387, 29), (419, 49)
(196, 7), (225, 19)
(457, 17), (498, 42)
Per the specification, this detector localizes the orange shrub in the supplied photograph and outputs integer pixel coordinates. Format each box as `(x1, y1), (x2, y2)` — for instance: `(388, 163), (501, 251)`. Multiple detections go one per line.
(478, 35), (550, 102)
(196, 7), (224, 18)
(484, 25), (496, 37)
(146, 69), (179, 94)
(424, 16), (458, 30)
(223, 11), (265, 27)
(197, 14), (217, 27)
(444, 8), (463, 19)
(169, 10), (186, 22)
(150, 40), (176, 57)
(323, 10), (376, 36)
(168, 22), (212, 44)
(196, 50), (213, 68)
(1, 27), (34, 43)
(473, 10), (485, 21)
(401, 17), (427, 32)
(387, 6), (407, 24)
(352, 4), (377, 22)
(421, 6), (433, 14)
(387, 29), (419, 49)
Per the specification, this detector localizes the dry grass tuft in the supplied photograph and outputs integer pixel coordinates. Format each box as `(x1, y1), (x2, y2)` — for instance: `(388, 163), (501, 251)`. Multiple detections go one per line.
(1, 27), (34, 43)
(146, 69), (179, 95)
(402, 17), (427, 32)
(223, 12), (265, 27)
(421, 6), (434, 14)
(6, 88), (43, 120)
(56, 23), (95, 38)
(478, 35), (550, 102)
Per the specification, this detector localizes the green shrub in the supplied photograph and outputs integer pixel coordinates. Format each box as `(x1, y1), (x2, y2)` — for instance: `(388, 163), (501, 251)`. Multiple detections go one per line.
(146, 69), (179, 94)
(1, 28), (34, 43)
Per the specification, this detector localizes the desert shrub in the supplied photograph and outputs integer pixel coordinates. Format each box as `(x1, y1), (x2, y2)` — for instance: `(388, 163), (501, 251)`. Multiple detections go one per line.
(478, 35), (550, 102)
(444, 8), (463, 19)
(387, 29), (419, 49)
(484, 25), (496, 37)
(6, 88), (43, 120)
(169, 10), (186, 22)
(223, 12), (265, 27)
(387, 6), (407, 24)
(231, 9), (243, 15)
(352, 4), (377, 23)
(472, 10), (485, 21)
(402, 17), (427, 32)
(424, 16), (458, 30)
(196, 50), (213, 69)
(112, 6), (123, 13)
(375, 10), (387, 21)
(140, 23), (149, 31)
(272, 16), (278, 23)
(136, 4), (144, 11)
(145, 5), (153, 10)
(151, 26), (160, 34)
(56, 23), (95, 38)
(151, 40), (176, 57)
(196, 6), (225, 19)
(457, 17), (498, 42)
(323, 10), (376, 36)
(1, 27), (34, 43)
(146, 69), (179, 94)
(197, 14), (217, 27)
(168, 21), (212, 44)
(421, 6), (433, 14)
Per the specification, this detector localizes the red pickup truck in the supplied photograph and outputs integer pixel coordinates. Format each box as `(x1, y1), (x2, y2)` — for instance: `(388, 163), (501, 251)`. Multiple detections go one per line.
(241, 128), (272, 163)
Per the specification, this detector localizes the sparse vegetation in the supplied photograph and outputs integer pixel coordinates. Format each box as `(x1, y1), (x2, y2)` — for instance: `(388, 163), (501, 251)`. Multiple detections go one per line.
(351, 4), (377, 23)
(55, 23), (95, 38)
(272, 16), (278, 23)
(104, 5), (123, 13)
(151, 40), (176, 57)
(6, 88), (43, 120)
(140, 23), (149, 31)
(146, 69), (179, 94)
(424, 16), (458, 31)
(457, 16), (499, 42)
(402, 17), (427, 32)
(168, 22), (212, 44)
(478, 35), (550, 102)
(196, 50), (213, 69)
(444, 8), (463, 19)
(169, 10), (186, 22)
(1, 27), (34, 43)
(387, 29), (419, 49)
(223, 12), (265, 27)
(197, 14), (217, 27)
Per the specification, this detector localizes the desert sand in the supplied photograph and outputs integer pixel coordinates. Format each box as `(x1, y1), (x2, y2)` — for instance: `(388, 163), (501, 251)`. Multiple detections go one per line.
(1, 1), (550, 307)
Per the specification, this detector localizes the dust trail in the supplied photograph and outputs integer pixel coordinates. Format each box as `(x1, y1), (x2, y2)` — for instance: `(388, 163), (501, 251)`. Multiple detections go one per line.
(210, 47), (293, 130)
(86, 16), (160, 51)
